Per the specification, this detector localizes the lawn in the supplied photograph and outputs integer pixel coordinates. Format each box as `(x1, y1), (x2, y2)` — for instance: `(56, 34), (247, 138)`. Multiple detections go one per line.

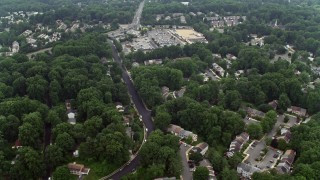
(74, 161), (118, 180)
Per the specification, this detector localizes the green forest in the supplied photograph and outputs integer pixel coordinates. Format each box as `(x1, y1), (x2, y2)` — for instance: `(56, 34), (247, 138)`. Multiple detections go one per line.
(0, 0), (320, 179)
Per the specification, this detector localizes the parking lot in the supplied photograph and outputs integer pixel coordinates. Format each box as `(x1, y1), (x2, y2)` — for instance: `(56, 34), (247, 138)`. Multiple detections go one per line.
(244, 140), (266, 166)
(148, 29), (183, 47)
(258, 147), (281, 169)
(244, 140), (283, 171)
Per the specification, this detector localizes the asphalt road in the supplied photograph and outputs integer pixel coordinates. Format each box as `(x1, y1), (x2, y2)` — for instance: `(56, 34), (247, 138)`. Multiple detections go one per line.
(106, 41), (155, 180)
(179, 144), (193, 180)
(131, 0), (145, 29)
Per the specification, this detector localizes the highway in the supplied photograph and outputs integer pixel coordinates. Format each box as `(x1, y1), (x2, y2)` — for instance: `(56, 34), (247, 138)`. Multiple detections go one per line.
(102, 40), (155, 180)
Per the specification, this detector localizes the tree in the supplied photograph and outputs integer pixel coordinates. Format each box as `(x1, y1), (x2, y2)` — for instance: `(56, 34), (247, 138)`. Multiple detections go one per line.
(155, 111), (172, 131)
(0, 115), (20, 142)
(189, 152), (203, 165)
(277, 139), (288, 151)
(10, 147), (44, 179)
(84, 116), (103, 137)
(26, 75), (48, 102)
(278, 93), (291, 111)
(52, 166), (73, 180)
(46, 110), (61, 126)
(208, 149), (228, 173)
(22, 112), (43, 133)
(45, 144), (65, 169)
(55, 132), (75, 152)
(220, 168), (238, 180)
(247, 124), (263, 139)
(193, 166), (209, 180)
(224, 90), (242, 111)
(18, 123), (39, 147)
(228, 152), (243, 168)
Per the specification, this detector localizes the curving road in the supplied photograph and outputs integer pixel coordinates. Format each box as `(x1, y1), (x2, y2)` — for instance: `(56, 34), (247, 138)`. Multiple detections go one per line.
(103, 41), (155, 180)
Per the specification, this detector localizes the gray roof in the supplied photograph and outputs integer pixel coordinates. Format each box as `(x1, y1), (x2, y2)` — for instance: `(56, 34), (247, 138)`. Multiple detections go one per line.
(238, 163), (261, 174)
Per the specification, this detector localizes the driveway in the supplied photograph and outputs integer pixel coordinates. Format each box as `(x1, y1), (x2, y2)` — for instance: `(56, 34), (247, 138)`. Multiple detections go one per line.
(283, 114), (299, 128)
(267, 115), (284, 138)
(180, 144), (193, 180)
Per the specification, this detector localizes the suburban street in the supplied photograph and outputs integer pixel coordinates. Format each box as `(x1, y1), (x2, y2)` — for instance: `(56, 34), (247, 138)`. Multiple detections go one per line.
(130, 0), (145, 30)
(179, 144), (193, 180)
(102, 40), (154, 180)
(99, 1), (153, 179)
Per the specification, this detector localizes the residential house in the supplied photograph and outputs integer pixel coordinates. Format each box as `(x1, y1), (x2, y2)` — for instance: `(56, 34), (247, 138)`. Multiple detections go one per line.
(277, 127), (292, 143)
(172, 13), (183, 18)
(193, 142), (209, 155)
(180, 16), (186, 24)
(12, 41), (19, 53)
(189, 12), (196, 17)
(144, 59), (163, 65)
(67, 112), (76, 125)
(167, 124), (198, 141)
(235, 70), (244, 79)
(227, 132), (249, 157)
(12, 139), (22, 149)
(173, 86), (186, 98)
(164, 16), (171, 21)
(211, 20), (225, 28)
(161, 86), (171, 100)
(237, 163), (261, 178)
(212, 54), (222, 59)
(21, 30), (32, 36)
(268, 100), (278, 110)
(180, 130), (198, 142)
(156, 14), (163, 21)
(197, 12), (203, 16)
(276, 150), (296, 174)
(167, 124), (183, 136)
(67, 162), (90, 176)
(246, 107), (265, 119)
(226, 53), (237, 60)
(287, 106), (307, 117)
(66, 99), (77, 125)
(212, 63), (225, 77)
(116, 102), (124, 112)
(205, 17), (219, 21)
(132, 62), (140, 68)
(73, 150), (79, 157)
